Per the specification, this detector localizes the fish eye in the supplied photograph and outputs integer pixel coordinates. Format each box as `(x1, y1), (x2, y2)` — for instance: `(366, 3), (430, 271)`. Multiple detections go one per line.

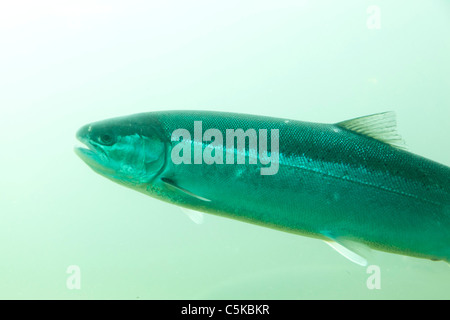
(97, 133), (116, 146)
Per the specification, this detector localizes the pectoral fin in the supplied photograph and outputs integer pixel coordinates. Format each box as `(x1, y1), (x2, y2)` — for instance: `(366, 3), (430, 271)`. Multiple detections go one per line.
(180, 207), (205, 224)
(161, 177), (211, 202)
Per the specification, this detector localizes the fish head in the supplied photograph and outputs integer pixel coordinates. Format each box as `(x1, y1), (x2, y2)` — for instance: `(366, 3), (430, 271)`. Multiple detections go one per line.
(75, 113), (168, 187)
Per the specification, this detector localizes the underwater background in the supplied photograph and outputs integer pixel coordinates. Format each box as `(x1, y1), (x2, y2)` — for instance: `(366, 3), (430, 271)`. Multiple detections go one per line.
(1, 0), (449, 299)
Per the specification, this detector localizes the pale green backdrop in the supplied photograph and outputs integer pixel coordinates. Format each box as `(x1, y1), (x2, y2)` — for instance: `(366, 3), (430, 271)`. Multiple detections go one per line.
(0, 0), (449, 299)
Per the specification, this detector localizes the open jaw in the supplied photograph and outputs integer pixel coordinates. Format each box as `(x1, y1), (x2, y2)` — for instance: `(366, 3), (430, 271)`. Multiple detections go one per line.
(74, 137), (112, 174)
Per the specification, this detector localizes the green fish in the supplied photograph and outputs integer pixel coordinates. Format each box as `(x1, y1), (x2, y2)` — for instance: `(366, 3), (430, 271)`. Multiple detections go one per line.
(75, 111), (450, 265)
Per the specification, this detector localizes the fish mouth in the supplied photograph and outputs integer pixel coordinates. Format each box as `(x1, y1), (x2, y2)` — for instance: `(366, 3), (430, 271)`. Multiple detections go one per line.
(74, 142), (98, 162)
(74, 132), (111, 174)
(74, 139), (103, 167)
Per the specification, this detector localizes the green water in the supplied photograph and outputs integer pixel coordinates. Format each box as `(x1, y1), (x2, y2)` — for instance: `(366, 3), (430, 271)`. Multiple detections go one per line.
(1, 0), (449, 299)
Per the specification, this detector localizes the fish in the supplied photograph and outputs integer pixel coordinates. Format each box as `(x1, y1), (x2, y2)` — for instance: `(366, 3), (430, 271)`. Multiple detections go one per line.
(75, 110), (450, 265)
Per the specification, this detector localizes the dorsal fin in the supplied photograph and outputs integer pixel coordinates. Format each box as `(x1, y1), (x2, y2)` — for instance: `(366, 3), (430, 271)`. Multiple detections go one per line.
(336, 112), (407, 150)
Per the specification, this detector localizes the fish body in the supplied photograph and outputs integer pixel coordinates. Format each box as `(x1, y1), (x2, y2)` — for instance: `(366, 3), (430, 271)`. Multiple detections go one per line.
(75, 111), (450, 263)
